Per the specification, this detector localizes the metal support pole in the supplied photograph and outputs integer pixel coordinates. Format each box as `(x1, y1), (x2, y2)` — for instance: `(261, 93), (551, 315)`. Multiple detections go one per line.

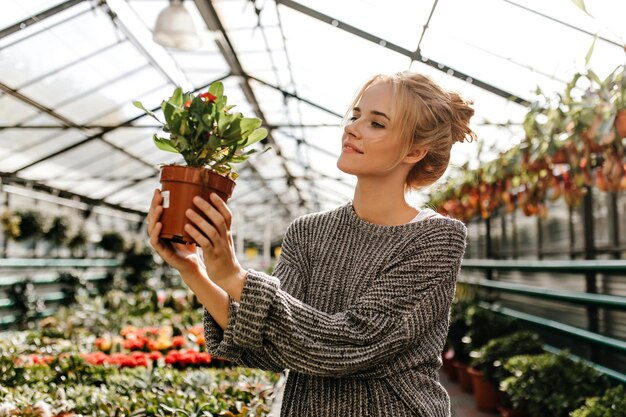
(607, 192), (620, 260)
(582, 186), (599, 361)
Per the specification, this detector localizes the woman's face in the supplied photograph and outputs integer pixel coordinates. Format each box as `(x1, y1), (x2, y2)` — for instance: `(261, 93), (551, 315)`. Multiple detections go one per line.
(337, 82), (406, 177)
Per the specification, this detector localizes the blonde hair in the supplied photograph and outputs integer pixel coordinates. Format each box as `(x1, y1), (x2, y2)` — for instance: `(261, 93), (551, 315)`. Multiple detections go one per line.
(344, 72), (476, 191)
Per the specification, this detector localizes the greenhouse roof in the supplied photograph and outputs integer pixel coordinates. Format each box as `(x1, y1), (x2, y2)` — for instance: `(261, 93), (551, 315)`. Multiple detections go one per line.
(1, 0), (625, 243)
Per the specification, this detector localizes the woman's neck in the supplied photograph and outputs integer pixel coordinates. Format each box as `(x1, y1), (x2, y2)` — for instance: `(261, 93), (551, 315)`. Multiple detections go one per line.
(351, 179), (418, 226)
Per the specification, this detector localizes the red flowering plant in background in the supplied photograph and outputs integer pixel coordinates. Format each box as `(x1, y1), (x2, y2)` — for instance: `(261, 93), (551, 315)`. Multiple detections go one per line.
(133, 82), (268, 180)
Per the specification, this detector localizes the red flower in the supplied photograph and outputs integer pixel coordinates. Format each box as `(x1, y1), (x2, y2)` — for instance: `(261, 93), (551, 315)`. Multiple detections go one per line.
(172, 336), (186, 348)
(149, 351), (162, 361)
(184, 99), (192, 108)
(200, 92), (217, 103)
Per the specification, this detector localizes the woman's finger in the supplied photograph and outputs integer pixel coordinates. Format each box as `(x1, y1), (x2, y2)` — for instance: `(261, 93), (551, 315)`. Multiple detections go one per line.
(191, 196), (228, 238)
(210, 193), (233, 230)
(184, 222), (212, 248)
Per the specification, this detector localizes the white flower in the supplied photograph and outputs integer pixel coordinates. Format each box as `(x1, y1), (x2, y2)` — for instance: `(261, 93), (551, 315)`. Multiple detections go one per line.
(33, 401), (53, 417)
(0, 402), (17, 417)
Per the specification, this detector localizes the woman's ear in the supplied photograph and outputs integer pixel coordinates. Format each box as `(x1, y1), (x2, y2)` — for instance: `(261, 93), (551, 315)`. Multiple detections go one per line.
(403, 147), (428, 164)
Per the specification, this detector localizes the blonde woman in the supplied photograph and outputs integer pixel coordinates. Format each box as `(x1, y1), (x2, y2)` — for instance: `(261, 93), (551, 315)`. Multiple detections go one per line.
(147, 71), (475, 416)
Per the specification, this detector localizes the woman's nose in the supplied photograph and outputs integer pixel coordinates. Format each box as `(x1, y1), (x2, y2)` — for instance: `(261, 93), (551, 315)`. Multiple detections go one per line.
(344, 120), (360, 138)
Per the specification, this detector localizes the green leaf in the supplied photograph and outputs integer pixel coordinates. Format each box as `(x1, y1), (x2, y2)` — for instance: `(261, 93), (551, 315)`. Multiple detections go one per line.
(169, 87), (184, 107)
(240, 117), (262, 134)
(223, 104), (236, 112)
(153, 136), (179, 153)
(208, 82), (224, 99)
(208, 134), (220, 149)
(163, 101), (181, 127)
(132, 101), (162, 124)
(570, 0), (591, 16)
(218, 112), (235, 132)
(586, 69), (602, 87)
(179, 118), (190, 136)
(244, 128), (268, 147)
(177, 135), (189, 151)
(585, 34), (598, 67)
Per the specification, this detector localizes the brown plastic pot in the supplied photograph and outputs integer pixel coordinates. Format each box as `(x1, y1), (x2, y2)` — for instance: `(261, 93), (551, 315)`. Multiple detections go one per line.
(468, 367), (499, 412)
(453, 361), (473, 393)
(498, 406), (527, 417)
(159, 165), (236, 245)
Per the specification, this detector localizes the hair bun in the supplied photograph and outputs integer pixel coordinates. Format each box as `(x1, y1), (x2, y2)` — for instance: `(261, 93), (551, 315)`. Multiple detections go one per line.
(448, 92), (477, 144)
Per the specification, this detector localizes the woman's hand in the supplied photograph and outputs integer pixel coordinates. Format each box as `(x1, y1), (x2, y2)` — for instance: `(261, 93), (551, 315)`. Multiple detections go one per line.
(147, 189), (201, 276)
(184, 193), (247, 299)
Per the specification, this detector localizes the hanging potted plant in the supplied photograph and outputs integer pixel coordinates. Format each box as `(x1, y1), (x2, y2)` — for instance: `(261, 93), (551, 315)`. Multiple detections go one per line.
(134, 82), (268, 244)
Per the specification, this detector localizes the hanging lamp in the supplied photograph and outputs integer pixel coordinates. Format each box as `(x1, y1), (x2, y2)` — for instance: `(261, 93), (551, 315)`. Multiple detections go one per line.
(153, 0), (202, 50)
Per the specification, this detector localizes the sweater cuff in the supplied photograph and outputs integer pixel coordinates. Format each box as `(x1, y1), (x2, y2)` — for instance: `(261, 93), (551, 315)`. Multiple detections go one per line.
(232, 268), (280, 349)
(202, 297), (242, 362)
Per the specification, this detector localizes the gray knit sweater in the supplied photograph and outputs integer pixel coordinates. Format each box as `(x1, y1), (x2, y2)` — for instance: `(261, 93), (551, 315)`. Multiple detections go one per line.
(204, 201), (468, 416)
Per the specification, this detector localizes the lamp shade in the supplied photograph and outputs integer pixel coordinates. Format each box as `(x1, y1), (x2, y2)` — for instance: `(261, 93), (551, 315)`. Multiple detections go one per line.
(153, 0), (202, 50)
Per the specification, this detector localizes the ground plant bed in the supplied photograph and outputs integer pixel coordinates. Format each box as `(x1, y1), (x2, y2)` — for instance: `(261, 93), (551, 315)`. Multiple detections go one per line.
(0, 288), (280, 416)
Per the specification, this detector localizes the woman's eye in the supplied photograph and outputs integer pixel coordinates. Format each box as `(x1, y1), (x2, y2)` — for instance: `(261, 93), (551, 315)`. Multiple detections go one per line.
(349, 116), (358, 122)
(372, 122), (385, 128)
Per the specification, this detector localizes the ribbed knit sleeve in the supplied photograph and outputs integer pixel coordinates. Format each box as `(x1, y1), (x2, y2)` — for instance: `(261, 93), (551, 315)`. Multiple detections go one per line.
(227, 218), (467, 377)
(202, 219), (307, 372)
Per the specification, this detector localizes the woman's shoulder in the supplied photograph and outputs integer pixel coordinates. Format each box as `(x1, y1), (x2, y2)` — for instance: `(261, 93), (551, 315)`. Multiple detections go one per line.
(288, 202), (349, 230)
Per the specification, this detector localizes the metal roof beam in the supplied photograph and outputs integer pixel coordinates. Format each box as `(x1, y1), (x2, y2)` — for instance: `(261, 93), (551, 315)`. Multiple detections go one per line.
(502, 0), (624, 49)
(0, 171), (145, 217)
(0, 0), (84, 40)
(276, 0), (531, 107)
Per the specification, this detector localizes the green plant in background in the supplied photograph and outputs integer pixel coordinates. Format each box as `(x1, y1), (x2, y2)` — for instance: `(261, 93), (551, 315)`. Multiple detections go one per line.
(67, 227), (88, 258)
(462, 306), (520, 358)
(570, 385), (626, 417)
(1, 210), (20, 240)
(5, 278), (46, 329)
(446, 298), (473, 363)
(500, 351), (610, 417)
(469, 330), (545, 383)
(13, 210), (45, 243)
(133, 81), (269, 179)
(56, 271), (88, 304)
(98, 230), (126, 256)
(122, 243), (156, 290)
(43, 215), (70, 255)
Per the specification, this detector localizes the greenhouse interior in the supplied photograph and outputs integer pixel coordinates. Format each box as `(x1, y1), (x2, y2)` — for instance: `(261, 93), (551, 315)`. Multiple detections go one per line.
(1, 0), (626, 416)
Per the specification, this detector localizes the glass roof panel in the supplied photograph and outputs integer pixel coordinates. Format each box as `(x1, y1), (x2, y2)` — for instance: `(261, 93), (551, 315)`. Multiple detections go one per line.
(0, 2), (121, 88)
(54, 66), (165, 125)
(508, 0), (626, 45)
(426, 0), (624, 99)
(0, 94), (40, 124)
(274, 6), (412, 115)
(0, 0), (67, 29)
(18, 42), (148, 110)
(281, 0), (436, 50)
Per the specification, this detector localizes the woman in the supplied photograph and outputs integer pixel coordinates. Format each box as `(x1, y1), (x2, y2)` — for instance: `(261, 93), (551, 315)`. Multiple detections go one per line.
(147, 71), (475, 416)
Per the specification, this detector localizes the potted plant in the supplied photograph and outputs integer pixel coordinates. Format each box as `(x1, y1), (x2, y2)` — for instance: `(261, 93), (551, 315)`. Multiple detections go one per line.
(44, 215), (70, 257)
(570, 385), (626, 417)
(457, 306), (519, 393)
(499, 352), (609, 417)
(98, 231), (126, 258)
(134, 82), (268, 244)
(445, 298), (472, 382)
(67, 227), (88, 258)
(468, 331), (544, 412)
